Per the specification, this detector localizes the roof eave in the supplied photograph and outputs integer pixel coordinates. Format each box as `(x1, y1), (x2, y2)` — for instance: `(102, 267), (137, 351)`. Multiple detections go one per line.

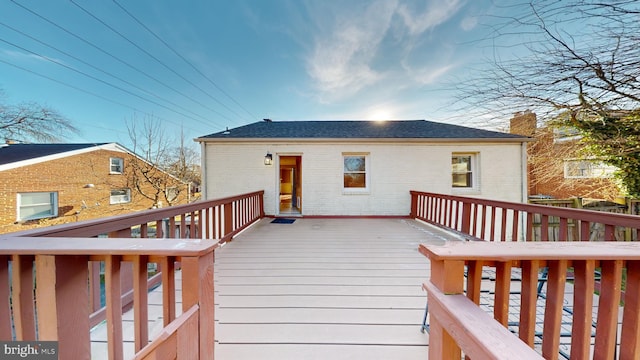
(195, 137), (532, 143)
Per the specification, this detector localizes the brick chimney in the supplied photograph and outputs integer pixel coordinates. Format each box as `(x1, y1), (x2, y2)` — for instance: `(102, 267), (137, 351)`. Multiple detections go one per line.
(509, 110), (537, 136)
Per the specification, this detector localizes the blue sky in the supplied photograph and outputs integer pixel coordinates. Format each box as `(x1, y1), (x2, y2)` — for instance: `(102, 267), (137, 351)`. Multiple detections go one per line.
(0, 0), (520, 148)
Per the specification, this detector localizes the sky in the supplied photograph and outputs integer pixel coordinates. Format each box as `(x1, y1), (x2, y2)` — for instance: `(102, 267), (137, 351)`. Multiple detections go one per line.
(0, 0), (524, 149)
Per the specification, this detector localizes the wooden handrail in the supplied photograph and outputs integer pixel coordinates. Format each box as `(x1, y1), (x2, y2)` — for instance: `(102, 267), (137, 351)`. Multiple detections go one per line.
(1, 191), (264, 360)
(411, 190), (640, 241)
(420, 241), (640, 359)
(0, 237), (217, 360)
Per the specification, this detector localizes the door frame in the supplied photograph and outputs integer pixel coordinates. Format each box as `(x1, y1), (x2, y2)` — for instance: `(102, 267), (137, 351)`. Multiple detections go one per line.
(276, 154), (302, 216)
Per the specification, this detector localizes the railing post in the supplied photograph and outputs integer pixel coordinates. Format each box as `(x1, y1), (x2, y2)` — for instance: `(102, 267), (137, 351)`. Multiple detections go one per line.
(410, 191), (418, 218)
(11, 254), (36, 340)
(182, 251), (215, 360)
(428, 257), (465, 359)
(35, 255), (91, 359)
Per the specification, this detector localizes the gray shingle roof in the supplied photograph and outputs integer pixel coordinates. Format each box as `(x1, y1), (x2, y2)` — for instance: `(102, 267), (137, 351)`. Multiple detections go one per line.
(0, 143), (108, 166)
(198, 120), (526, 140)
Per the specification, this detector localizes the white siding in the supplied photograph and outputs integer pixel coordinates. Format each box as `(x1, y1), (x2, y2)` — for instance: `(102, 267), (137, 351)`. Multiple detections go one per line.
(203, 141), (525, 216)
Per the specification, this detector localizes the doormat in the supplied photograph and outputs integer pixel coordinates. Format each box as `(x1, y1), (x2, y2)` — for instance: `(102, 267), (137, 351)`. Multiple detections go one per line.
(271, 218), (296, 224)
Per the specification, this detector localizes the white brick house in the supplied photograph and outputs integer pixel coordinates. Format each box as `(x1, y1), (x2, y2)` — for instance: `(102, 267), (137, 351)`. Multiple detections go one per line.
(196, 120), (530, 216)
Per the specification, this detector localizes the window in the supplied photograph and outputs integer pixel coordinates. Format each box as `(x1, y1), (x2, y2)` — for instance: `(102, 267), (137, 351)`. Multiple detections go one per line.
(110, 157), (124, 174)
(564, 160), (616, 178)
(452, 154), (475, 188)
(343, 154), (369, 191)
(110, 188), (131, 204)
(17, 192), (58, 221)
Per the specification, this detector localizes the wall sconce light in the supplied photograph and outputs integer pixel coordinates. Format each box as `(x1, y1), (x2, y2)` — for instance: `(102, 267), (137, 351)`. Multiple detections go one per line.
(264, 152), (273, 165)
(83, 183), (95, 188)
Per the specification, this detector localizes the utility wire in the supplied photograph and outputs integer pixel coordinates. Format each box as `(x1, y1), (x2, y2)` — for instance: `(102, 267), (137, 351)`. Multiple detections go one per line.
(0, 21), (217, 126)
(0, 58), (201, 134)
(0, 37), (216, 127)
(9, 0), (235, 124)
(112, 0), (259, 121)
(70, 0), (251, 123)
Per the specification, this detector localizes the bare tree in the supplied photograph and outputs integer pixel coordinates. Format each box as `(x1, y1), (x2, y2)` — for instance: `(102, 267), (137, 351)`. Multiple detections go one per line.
(455, 1), (640, 196)
(0, 90), (79, 142)
(126, 115), (199, 207)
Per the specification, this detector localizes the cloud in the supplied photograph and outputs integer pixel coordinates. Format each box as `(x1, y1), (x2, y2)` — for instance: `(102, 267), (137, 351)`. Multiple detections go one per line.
(305, 0), (466, 103)
(306, 1), (398, 101)
(460, 15), (478, 31)
(396, 0), (465, 35)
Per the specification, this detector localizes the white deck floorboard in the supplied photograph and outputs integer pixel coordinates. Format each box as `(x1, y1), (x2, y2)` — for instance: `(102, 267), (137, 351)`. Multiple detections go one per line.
(90, 218), (451, 359)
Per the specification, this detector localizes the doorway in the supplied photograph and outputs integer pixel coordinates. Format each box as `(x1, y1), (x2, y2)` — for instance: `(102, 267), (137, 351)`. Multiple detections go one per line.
(279, 155), (301, 215)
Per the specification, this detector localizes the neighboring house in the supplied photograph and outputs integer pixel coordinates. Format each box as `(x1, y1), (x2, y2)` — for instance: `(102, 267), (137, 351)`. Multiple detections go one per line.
(509, 111), (623, 201)
(0, 142), (190, 234)
(196, 120), (531, 217)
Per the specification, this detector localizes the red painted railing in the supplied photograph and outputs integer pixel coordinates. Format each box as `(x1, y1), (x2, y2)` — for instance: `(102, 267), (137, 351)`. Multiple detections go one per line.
(412, 191), (640, 359)
(411, 190), (640, 241)
(1, 190), (264, 360)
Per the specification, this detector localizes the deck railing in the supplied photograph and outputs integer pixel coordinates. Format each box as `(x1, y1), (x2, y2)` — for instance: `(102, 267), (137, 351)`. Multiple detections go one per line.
(1, 190), (264, 360)
(420, 241), (640, 359)
(411, 190), (640, 241)
(412, 191), (640, 359)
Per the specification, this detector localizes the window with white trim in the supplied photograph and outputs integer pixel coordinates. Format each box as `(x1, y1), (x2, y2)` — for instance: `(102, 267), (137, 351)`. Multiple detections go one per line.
(343, 154), (369, 192)
(17, 192), (58, 221)
(452, 154), (477, 189)
(110, 188), (131, 204)
(110, 157), (124, 174)
(564, 160), (616, 178)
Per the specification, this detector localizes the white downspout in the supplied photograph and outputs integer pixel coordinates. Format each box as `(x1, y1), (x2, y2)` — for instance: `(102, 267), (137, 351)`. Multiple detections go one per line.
(520, 140), (529, 241)
(200, 141), (207, 200)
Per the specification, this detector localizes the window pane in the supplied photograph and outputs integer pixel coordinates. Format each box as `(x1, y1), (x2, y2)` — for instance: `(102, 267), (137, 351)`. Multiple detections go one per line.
(344, 156), (365, 172)
(20, 192), (52, 205)
(18, 192), (55, 220)
(452, 156), (471, 171)
(344, 173), (366, 188)
(452, 173), (472, 187)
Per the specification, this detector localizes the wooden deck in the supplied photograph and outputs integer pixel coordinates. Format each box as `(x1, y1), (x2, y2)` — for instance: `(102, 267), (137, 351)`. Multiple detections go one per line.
(91, 218), (453, 359)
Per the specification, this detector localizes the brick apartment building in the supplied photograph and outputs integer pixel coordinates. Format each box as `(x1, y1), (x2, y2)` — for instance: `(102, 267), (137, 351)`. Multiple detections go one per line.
(0, 142), (190, 234)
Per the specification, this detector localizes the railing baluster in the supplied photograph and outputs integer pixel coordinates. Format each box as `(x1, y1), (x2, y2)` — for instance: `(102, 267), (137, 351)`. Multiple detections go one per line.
(162, 256), (176, 326)
(519, 259), (540, 347)
(542, 259), (567, 359)
(494, 261), (512, 326)
(559, 217), (568, 241)
(133, 255), (149, 352)
(620, 260), (640, 359)
(11, 254), (36, 341)
(105, 255), (124, 360)
(541, 215), (549, 241)
(512, 210), (520, 241)
(604, 224), (616, 241)
(465, 260), (482, 304)
(0, 256), (11, 340)
(571, 260), (595, 359)
(594, 260), (623, 359)
(490, 206), (497, 241)
(500, 209), (507, 242)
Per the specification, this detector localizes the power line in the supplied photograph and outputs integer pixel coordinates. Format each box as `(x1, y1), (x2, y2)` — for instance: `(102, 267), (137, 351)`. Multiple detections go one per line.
(9, 0), (235, 125)
(0, 57), (201, 134)
(112, 0), (259, 121)
(0, 36), (216, 127)
(70, 0), (251, 123)
(0, 21), (217, 126)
